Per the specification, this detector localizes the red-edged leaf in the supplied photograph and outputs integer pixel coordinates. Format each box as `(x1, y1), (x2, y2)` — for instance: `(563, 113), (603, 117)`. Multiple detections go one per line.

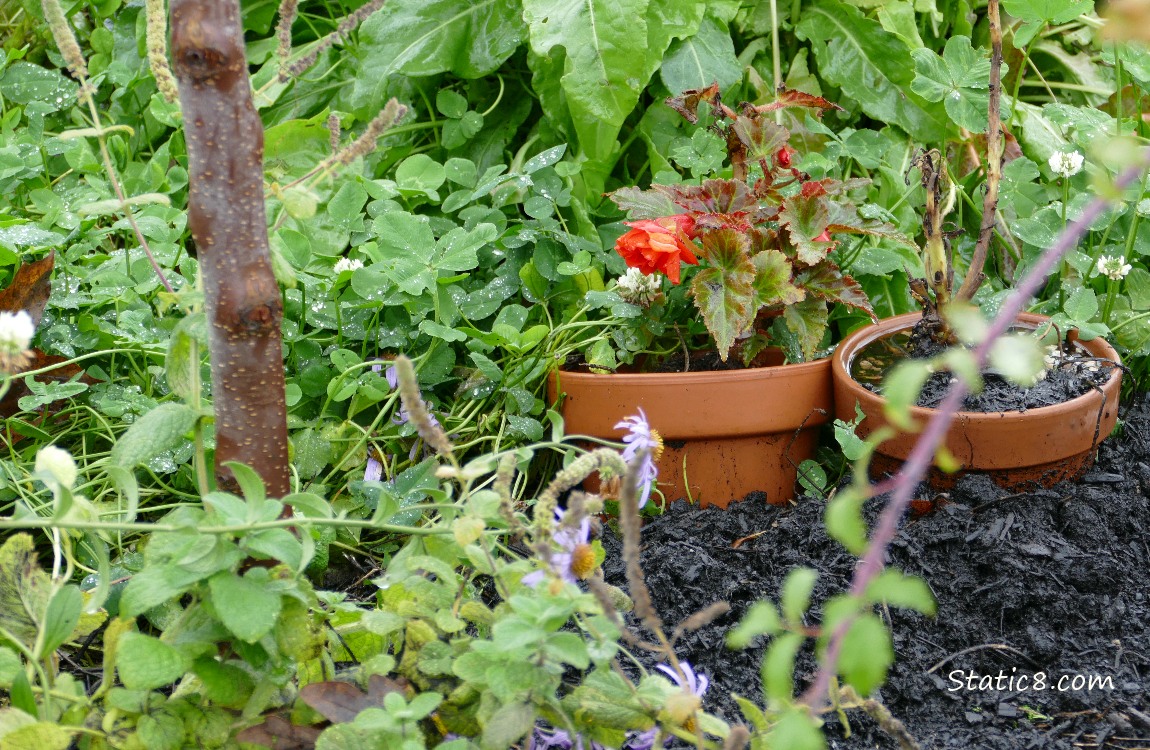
(665, 82), (723, 124)
(756, 88), (845, 117)
(779, 194), (833, 265)
(794, 261), (875, 318)
(750, 249), (805, 310)
(0, 252), (54, 327)
(654, 179), (757, 215)
(782, 298), (831, 361)
(729, 117), (790, 160)
(690, 230), (756, 360)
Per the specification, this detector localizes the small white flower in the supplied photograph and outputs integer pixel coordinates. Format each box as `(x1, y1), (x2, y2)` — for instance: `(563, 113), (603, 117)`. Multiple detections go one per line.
(1048, 150), (1084, 179)
(333, 257), (364, 274)
(0, 310), (34, 355)
(616, 267), (662, 308)
(36, 445), (77, 489)
(1096, 254), (1132, 281)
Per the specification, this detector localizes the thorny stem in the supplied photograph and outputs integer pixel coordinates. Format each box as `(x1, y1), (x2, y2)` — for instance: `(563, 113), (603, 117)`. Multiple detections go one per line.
(800, 150), (1150, 713)
(955, 0), (1003, 302)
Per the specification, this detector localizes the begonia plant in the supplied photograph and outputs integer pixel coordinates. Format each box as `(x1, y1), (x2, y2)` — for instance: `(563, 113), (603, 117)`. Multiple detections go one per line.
(605, 85), (913, 364)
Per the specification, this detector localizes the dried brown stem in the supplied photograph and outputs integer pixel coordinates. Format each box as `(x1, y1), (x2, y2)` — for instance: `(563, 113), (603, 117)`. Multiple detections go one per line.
(957, 0), (1004, 301)
(170, 0), (290, 497)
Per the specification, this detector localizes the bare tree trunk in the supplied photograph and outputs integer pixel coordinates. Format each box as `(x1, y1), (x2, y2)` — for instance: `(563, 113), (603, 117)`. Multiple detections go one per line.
(170, 0), (290, 498)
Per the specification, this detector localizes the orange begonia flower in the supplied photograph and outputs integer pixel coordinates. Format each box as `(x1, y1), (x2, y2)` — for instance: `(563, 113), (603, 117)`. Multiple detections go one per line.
(614, 214), (699, 285)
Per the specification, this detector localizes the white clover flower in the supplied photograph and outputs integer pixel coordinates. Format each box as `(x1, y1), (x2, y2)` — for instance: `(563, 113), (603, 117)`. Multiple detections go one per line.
(36, 445), (78, 489)
(333, 257), (364, 274)
(1096, 254), (1132, 281)
(616, 267), (662, 307)
(1048, 150), (1084, 178)
(0, 310), (34, 356)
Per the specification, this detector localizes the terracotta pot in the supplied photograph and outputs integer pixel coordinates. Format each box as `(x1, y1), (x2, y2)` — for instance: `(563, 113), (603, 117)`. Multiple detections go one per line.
(547, 358), (833, 509)
(831, 312), (1123, 490)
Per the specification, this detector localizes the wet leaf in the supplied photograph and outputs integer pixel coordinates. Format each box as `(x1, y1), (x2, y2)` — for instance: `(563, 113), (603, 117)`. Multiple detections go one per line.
(235, 714), (322, 749)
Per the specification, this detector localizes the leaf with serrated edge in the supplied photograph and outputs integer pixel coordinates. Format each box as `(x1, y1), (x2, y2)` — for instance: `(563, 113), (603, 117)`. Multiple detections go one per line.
(780, 194), (833, 264)
(751, 249), (805, 309)
(782, 298), (830, 361)
(690, 230), (755, 359)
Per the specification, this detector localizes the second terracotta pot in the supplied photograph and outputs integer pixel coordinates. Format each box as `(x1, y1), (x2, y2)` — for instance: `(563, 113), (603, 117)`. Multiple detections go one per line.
(831, 312), (1123, 489)
(548, 358), (833, 509)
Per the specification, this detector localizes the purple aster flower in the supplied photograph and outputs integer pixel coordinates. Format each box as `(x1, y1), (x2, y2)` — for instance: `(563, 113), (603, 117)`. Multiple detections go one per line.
(528, 725), (608, 750)
(614, 409), (662, 508)
(364, 454), (383, 482)
(656, 661), (709, 697)
(522, 508), (594, 588)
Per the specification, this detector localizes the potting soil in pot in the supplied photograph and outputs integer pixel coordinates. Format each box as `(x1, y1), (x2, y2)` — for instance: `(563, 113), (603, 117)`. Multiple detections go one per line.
(601, 394), (1150, 749)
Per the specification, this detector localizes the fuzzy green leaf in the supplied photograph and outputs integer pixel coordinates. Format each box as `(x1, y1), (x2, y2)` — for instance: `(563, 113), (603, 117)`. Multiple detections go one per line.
(110, 403), (198, 469)
(116, 632), (188, 691)
(727, 601), (783, 649)
(208, 571), (282, 643)
(690, 230), (756, 360)
(781, 568), (819, 624)
(864, 570), (937, 615)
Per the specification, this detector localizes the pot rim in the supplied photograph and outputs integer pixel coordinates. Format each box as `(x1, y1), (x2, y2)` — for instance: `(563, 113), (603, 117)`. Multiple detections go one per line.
(553, 353), (831, 386)
(831, 311), (1122, 420)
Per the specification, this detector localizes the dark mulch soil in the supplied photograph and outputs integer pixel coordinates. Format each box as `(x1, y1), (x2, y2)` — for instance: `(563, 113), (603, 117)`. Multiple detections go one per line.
(601, 394), (1150, 749)
(910, 356), (1116, 412)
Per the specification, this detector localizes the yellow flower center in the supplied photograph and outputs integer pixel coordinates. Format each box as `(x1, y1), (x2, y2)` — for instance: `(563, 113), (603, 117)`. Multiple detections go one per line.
(570, 542), (596, 580)
(650, 428), (665, 463)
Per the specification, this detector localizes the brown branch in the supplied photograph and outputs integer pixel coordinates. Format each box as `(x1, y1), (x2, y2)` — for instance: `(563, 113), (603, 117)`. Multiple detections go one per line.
(170, 0), (290, 497)
(957, 0), (1004, 301)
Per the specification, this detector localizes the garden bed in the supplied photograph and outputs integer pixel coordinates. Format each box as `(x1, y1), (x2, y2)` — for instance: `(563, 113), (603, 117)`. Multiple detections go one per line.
(602, 395), (1150, 749)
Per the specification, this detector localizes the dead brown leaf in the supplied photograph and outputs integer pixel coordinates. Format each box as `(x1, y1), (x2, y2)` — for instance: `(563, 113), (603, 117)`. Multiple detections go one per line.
(0, 251), (55, 327)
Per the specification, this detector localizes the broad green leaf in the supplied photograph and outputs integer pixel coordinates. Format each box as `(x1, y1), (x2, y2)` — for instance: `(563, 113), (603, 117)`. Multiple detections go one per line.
(0, 62), (77, 112)
(208, 571), (282, 643)
(0, 647), (20, 688)
(355, 0), (525, 79)
(838, 613), (894, 696)
(293, 427), (333, 480)
(765, 707), (827, 750)
(395, 154), (447, 199)
(0, 713), (74, 750)
(877, 0), (925, 48)
(988, 334), (1049, 387)
(882, 360), (931, 430)
(750, 249), (805, 309)
(1063, 286), (1099, 322)
(1126, 267), (1150, 310)
(796, 0), (948, 142)
(825, 487), (868, 554)
(110, 403), (198, 468)
(864, 570), (937, 614)
(781, 568), (819, 624)
(119, 564), (209, 618)
(690, 229), (756, 360)
(794, 262), (872, 316)
(481, 701), (536, 750)
(727, 601), (782, 649)
(910, 36), (999, 133)
(524, 0), (650, 162)
(660, 15), (742, 94)
(116, 631), (187, 691)
(782, 298), (830, 361)
(609, 187), (681, 219)
(762, 631), (804, 704)
(1002, 0), (1092, 24)
(192, 657), (255, 709)
(40, 585), (82, 657)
